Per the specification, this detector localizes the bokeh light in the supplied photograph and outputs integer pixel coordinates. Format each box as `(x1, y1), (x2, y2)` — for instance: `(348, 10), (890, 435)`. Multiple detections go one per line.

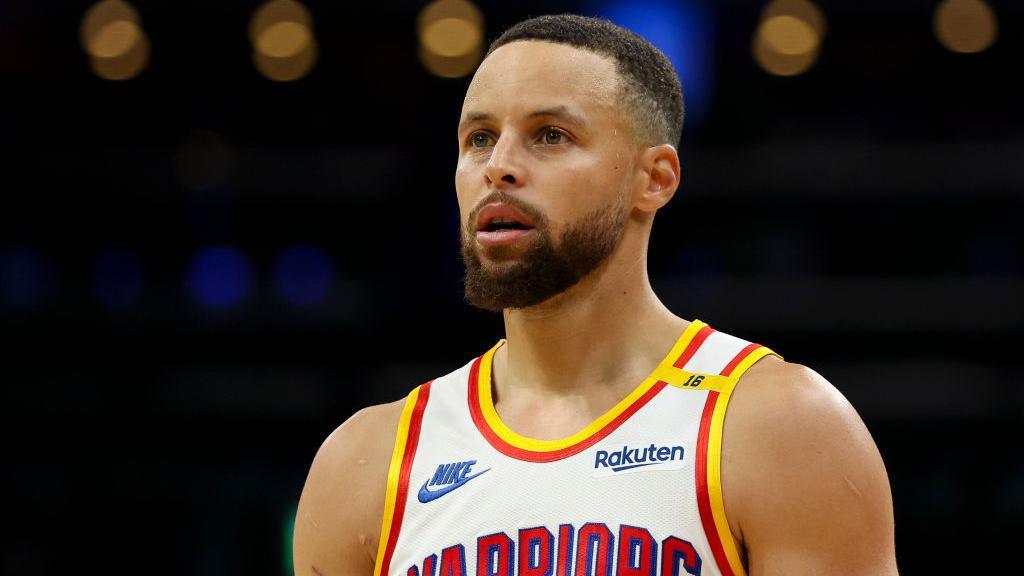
(752, 0), (826, 77)
(587, 0), (715, 131)
(934, 0), (998, 54)
(417, 0), (484, 78)
(80, 0), (150, 80)
(186, 246), (253, 309)
(92, 248), (144, 310)
(273, 244), (335, 307)
(0, 247), (58, 309)
(249, 0), (317, 82)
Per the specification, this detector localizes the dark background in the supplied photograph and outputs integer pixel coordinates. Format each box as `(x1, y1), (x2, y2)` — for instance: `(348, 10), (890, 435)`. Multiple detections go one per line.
(3, 0), (1021, 573)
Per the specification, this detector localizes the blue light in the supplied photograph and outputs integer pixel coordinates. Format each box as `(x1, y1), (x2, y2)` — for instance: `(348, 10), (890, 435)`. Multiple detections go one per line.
(187, 245), (252, 309)
(273, 244), (335, 307)
(584, 0), (715, 130)
(92, 248), (144, 309)
(0, 246), (57, 308)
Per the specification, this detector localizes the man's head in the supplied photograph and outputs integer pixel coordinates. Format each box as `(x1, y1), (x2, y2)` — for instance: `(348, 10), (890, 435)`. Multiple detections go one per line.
(456, 14), (684, 312)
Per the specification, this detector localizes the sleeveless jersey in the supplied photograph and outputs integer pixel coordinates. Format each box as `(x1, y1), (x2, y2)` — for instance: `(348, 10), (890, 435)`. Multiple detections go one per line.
(372, 319), (782, 576)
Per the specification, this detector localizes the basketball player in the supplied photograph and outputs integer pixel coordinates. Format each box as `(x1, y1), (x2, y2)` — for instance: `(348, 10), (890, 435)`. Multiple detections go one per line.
(294, 14), (898, 576)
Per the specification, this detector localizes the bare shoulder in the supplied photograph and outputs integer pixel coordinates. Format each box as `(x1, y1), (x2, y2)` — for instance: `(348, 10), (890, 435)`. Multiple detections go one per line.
(293, 398), (408, 576)
(721, 355), (899, 575)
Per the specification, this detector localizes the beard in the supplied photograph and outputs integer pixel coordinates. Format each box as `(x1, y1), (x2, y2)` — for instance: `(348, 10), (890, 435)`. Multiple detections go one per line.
(460, 191), (628, 312)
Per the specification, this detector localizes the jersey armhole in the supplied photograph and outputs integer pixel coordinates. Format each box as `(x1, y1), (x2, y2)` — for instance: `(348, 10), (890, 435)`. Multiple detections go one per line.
(698, 346), (782, 576)
(373, 382), (432, 576)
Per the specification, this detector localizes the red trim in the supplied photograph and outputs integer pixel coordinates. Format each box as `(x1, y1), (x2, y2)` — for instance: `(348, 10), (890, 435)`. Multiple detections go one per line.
(720, 343), (761, 377)
(378, 381), (432, 576)
(468, 356), (668, 462)
(673, 325), (716, 369)
(695, 390), (736, 576)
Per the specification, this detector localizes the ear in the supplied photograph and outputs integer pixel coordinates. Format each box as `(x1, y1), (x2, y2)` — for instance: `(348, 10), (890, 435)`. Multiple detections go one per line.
(633, 143), (681, 213)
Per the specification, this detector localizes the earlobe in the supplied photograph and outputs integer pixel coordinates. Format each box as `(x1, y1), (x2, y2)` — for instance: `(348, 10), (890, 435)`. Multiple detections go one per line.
(636, 144), (680, 212)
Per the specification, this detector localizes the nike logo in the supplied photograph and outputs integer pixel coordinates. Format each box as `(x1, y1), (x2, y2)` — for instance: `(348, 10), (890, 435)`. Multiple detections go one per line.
(418, 461), (490, 503)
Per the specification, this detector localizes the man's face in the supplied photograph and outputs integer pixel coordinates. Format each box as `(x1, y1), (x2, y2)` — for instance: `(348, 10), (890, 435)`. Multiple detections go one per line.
(455, 40), (636, 312)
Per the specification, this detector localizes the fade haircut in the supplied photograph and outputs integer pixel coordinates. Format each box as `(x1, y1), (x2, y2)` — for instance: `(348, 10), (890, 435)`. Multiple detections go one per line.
(485, 13), (684, 148)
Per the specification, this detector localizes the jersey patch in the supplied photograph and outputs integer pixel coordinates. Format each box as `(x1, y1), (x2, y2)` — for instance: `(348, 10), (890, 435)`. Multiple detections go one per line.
(592, 442), (686, 477)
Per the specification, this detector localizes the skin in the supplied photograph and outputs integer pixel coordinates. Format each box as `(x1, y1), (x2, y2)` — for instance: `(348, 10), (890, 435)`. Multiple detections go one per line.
(293, 40), (898, 576)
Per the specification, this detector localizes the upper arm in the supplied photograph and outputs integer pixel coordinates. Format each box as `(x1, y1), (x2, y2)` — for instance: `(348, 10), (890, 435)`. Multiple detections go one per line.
(722, 359), (898, 576)
(293, 400), (405, 576)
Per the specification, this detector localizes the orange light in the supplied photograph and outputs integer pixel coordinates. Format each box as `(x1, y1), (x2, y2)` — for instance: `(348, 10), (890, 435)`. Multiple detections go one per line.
(417, 0), (484, 78)
(249, 0), (317, 82)
(752, 0), (825, 77)
(934, 0), (998, 54)
(80, 0), (150, 80)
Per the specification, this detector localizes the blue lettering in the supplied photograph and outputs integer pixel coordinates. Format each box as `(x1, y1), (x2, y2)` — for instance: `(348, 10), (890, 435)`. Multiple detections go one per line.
(458, 460), (476, 480)
(432, 463), (452, 486)
(443, 462), (462, 484)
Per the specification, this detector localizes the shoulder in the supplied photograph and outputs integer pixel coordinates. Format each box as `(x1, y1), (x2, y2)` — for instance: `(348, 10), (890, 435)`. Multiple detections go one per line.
(292, 397), (409, 576)
(720, 355), (898, 574)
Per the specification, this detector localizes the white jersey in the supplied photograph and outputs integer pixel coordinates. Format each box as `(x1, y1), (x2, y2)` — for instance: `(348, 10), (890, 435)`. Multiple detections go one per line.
(373, 319), (782, 576)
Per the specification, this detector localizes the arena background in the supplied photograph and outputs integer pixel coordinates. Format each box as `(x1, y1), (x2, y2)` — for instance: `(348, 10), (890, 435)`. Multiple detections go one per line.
(3, 0), (1021, 573)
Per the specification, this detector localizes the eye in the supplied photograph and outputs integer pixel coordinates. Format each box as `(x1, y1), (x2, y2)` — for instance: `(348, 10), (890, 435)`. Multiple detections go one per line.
(541, 128), (569, 145)
(469, 132), (493, 148)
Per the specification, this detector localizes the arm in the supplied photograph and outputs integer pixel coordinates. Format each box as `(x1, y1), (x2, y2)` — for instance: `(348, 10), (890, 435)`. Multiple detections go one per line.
(293, 400), (406, 576)
(722, 358), (898, 575)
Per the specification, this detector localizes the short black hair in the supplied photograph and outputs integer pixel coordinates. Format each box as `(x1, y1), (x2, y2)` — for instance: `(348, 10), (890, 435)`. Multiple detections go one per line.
(485, 14), (684, 148)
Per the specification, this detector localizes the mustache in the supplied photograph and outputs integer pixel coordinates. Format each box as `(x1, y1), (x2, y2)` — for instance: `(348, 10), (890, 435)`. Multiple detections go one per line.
(465, 191), (548, 234)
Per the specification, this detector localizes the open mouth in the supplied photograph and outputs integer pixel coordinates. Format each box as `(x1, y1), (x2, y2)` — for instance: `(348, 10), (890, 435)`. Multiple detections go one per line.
(473, 202), (539, 247)
(481, 218), (533, 232)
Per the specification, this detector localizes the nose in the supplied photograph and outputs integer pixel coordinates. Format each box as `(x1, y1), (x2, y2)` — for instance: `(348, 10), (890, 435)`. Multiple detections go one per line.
(483, 133), (525, 188)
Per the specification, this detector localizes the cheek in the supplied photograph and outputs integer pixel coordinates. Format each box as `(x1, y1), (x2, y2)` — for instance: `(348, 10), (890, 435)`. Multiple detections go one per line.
(536, 163), (610, 213)
(454, 165), (476, 226)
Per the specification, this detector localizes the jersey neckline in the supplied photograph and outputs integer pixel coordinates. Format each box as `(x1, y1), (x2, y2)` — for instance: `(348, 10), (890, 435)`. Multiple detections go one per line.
(467, 318), (711, 462)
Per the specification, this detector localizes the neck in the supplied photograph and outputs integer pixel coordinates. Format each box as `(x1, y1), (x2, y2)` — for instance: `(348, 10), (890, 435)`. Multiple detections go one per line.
(493, 230), (689, 397)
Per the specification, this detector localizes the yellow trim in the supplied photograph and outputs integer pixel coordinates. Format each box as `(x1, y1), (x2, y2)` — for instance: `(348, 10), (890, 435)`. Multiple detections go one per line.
(476, 319), (709, 452)
(706, 346), (781, 576)
(372, 386), (421, 576)
(658, 368), (735, 392)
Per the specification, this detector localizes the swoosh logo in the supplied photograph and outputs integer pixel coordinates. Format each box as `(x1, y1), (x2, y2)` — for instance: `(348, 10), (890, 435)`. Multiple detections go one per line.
(417, 468), (490, 503)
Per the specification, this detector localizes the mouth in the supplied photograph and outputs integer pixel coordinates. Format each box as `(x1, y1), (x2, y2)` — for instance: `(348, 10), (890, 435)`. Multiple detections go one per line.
(474, 203), (537, 247)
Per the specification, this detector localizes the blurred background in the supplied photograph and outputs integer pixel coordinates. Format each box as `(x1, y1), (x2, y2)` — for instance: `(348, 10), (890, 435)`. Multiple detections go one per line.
(2, 0), (1021, 573)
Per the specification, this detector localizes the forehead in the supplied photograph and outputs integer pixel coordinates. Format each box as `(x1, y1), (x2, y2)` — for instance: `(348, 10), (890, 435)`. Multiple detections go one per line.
(460, 40), (621, 125)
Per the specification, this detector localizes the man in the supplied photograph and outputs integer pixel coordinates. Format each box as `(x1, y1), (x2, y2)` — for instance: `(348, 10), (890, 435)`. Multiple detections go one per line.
(294, 14), (898, 576)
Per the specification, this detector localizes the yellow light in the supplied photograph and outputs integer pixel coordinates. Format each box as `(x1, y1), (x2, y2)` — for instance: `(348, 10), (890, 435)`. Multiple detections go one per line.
(81, 0), (139, 54)
(80, 0), (149, 80)
(934, 0), (998, 54)
(88, 31), (149, 81)
(753, 31), (817, 77)
(89, 19), (141, 59)
(253, 42), (317, 82)
(249, 0), (317, 81)
(417, 0), (484, 78)
(422, 17), (481, 57)
(256, 21), (312, 58)
(761, 0), (826, 36)
(752, 0), (825, 77)
(760, 15), (819, 56)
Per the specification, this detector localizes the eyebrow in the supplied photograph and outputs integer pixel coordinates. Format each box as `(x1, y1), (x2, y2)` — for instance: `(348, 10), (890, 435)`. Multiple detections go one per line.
(458, 106), (588, 134)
